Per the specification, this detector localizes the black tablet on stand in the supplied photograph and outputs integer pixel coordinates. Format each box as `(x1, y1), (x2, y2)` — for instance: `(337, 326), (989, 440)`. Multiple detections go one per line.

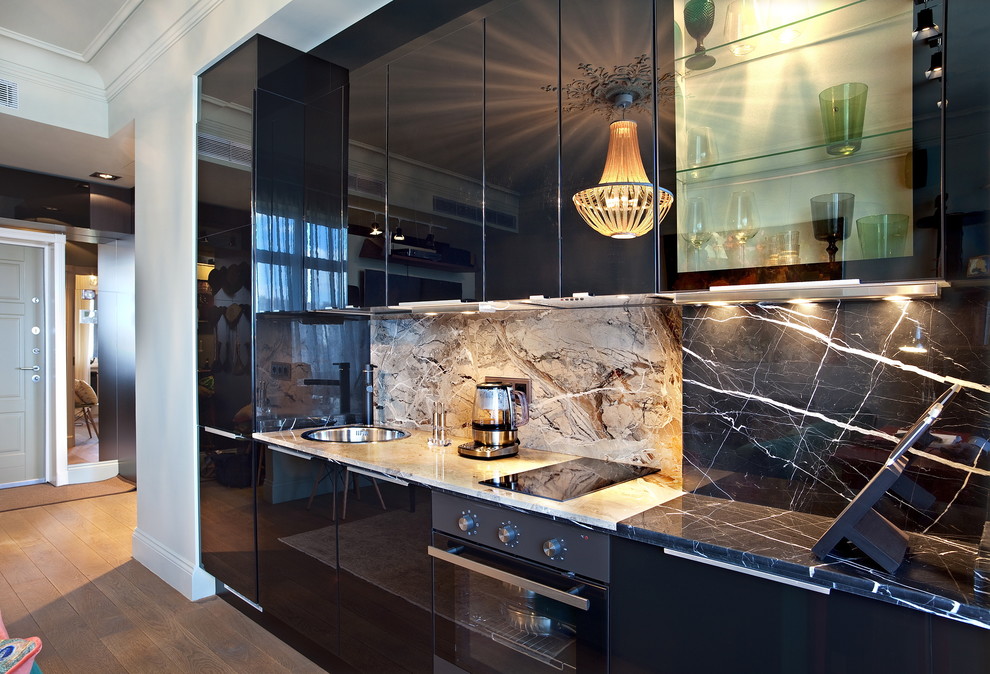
(812, 384), (963, 573)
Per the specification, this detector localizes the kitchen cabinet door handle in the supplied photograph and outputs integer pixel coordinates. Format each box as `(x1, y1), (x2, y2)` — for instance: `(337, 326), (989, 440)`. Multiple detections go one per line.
(428, 545), (590, 611)
(347, 465), (408, 487)
(663, 548), (830, 595)
(202, 426), (249, 441)
(267, 444), (314, 461)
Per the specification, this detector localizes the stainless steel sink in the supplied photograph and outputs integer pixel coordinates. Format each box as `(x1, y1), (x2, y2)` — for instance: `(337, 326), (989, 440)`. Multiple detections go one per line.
(301, 425), (410, 443)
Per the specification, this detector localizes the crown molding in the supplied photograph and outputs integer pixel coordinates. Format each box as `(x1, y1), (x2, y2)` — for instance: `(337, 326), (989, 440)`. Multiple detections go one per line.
(105, 0), (223, 102)
(0, 57), (106, 101)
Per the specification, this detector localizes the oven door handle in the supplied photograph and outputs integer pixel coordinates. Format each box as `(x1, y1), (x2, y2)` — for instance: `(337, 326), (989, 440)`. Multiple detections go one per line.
(428, 545), (591, 611)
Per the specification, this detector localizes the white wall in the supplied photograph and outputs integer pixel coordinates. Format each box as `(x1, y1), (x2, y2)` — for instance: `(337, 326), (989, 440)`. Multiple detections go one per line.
(105, 0), (388, 599)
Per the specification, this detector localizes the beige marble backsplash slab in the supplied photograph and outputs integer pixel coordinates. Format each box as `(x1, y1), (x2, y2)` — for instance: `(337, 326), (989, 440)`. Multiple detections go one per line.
(371, 305), (683, 487)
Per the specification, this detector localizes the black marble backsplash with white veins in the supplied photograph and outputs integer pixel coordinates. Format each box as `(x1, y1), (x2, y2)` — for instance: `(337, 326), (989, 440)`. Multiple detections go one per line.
(682, 287), (990, 538)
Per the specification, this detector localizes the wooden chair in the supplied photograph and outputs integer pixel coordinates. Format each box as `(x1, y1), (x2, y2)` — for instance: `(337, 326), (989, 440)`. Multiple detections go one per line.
(73, 379), (99, 439)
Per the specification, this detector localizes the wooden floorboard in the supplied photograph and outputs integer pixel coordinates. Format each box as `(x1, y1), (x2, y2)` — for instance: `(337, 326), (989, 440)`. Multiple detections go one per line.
(0, 490), (326, 673)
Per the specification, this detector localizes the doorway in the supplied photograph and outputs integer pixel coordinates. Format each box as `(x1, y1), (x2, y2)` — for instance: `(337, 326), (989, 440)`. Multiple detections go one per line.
(67, 249), (100, 466)
(0, 227), (67, 488)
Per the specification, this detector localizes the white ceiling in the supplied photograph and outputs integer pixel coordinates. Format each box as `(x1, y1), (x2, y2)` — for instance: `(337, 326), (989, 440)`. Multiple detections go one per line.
(0, 0), (141, 61)
(0, 0), (147, 188)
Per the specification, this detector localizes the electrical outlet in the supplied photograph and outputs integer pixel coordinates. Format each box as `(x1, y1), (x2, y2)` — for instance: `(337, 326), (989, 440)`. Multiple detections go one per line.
(272, 361), (291, 380)
(484, 375), (532, 402)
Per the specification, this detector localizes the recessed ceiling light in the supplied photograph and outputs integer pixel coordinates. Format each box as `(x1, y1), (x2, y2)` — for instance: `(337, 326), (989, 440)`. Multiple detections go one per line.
(89, 171), (121, 181)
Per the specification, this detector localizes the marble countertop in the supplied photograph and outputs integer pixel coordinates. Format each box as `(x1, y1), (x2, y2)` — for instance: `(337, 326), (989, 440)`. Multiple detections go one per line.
(620, 492), (990, 629)
(253, 428), (683, 530)
(255, 428), (990, 629)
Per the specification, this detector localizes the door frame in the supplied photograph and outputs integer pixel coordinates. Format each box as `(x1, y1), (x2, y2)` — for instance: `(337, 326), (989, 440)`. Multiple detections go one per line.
(0, 227), (68, 486)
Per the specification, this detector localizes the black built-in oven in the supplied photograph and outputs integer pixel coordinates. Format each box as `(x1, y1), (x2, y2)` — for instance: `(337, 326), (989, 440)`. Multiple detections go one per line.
(431, 491), (609, 673)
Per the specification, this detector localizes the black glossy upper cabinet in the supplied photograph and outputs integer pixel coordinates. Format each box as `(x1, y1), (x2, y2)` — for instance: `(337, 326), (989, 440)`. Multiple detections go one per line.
(387, 22), (484, 305)
(345, 64), (388, 307)
(253, 40), (349, 312)
(198, 39), (256, 433)
(560, 0), (669, 297)
(483, 0), (560, 301)
(314, 0), (677, 304)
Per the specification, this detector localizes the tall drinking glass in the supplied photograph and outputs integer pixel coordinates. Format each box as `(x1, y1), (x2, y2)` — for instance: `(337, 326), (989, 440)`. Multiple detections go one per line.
(819, 83), (868, 156)
(856, 214), (910, 258)
(811, 192), (855, 262)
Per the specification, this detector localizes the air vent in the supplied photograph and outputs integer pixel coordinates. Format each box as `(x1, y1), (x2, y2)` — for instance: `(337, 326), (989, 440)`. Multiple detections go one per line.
(197, 132), (251, 167)
(433, 196), (517, 230)
(348, 174), (385, 197)
(0, 78), (19, 109)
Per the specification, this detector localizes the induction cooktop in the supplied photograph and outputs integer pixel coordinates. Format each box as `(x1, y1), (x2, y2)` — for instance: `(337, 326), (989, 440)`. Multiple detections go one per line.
(479, 457), (658, 502)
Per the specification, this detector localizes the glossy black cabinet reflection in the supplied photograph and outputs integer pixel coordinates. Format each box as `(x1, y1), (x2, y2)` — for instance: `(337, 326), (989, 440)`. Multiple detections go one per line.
(257, 452), (433, 673)
(559, 0), (666, 298)
(319, 0), (675, 304)
(197, 35), (350, 615)
(257, 450), (341, 665)
(337, 479), (433, 672)
(254, 48), (349, 312)
(254, 312), (370, 430)
(199, 429), (258, 602)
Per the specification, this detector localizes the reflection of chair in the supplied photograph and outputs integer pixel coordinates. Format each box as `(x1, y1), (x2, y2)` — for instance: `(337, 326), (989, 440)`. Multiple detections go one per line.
(73, 378), (99, 439)
(306, 462), (386, 519)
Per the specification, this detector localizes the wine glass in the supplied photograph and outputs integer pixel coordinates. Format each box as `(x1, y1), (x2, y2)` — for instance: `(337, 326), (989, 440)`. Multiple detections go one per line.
(686, 127), (718, 181)
(725, 191), (761, 266)
(810, 192), (854, 262)
(681, 197), (713, 270)
(684, 0), (716, 70)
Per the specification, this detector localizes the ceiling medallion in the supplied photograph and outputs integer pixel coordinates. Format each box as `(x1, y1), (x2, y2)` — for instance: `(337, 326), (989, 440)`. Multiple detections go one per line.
(543, 54), (677, 120)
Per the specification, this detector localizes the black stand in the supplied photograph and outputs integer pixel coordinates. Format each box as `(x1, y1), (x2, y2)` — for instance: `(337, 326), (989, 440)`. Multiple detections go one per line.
(812, 385), (962, 573)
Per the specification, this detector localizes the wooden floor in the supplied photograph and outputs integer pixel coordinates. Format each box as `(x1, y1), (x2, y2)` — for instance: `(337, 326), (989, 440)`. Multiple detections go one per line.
(0, 490), (327, 673)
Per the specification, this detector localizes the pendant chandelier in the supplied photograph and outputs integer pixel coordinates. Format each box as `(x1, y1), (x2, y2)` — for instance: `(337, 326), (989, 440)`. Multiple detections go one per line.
(572, 118), (673, 239)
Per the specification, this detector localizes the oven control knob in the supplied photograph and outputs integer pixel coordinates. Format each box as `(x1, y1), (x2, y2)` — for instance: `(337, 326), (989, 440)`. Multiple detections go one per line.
(543, 539), (564, 559)
(457, 513), (477, 533)
(497, 524), (518, 544)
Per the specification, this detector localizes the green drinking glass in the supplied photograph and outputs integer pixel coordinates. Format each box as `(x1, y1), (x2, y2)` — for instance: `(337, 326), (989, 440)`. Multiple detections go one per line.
(819, 82), (868, 156)
(856, 214), (910, 258)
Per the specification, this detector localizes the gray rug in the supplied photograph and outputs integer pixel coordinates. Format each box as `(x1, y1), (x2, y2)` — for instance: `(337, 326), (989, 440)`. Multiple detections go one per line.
(0, 476), (135, 512)
(279, 506), (433, 610)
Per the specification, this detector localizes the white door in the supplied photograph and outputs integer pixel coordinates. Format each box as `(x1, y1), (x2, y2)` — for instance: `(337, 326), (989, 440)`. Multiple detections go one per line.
(0, 242), (46, 485)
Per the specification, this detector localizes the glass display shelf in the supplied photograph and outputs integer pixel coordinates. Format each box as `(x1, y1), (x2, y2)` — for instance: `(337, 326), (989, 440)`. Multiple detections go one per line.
(675, 127), (912, 185)
(674, 0), (908, 79)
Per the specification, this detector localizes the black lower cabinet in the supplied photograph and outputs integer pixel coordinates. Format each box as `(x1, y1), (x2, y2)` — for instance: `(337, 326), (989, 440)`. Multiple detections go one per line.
(254, 449), (433, 672)
(610, 537), (989, 674)
(257, 449), (343, 670)
(337, 475), (433, 673)
(610, 537), (827, 674)
(199, 428), (258, 602)
(826, 590), (990, 674)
